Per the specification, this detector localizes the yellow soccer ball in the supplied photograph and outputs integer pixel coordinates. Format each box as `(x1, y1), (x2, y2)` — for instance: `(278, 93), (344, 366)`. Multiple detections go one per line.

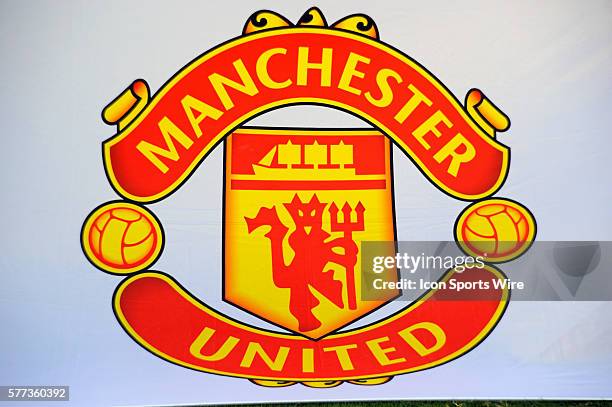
(455, 198), (536, 262)
(81, 202), (163, 273)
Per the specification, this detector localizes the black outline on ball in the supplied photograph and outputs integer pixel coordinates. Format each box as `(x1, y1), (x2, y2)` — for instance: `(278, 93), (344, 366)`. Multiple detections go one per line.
(80, 200), (165, 276)
(453, 197), (537, 264)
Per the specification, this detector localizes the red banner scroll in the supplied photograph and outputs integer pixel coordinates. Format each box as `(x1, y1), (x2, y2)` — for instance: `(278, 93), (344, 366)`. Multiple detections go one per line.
(114, 266), (508, 381)
(103, 28), (509, 202)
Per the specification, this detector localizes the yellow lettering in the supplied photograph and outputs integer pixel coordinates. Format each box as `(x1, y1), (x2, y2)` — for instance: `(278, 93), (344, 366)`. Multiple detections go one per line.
(366, 336), (406, 366)
(398, 322), (446, 357)
(181, 95), (223, 138)
(412, 110), (452, 150)
(394, 84), (432, 124)
(136, 117), (193, 173)
(338, 52), (370, 95)
(189, 327), (239, 362)
(365, 68), (402, 108)
(240, 342), (290, 371)
(433, 133), (476, 176)
(209, 59), (259, 110)
(323, 344), (357, 371)
(302, 348), (314, 373)
(297, 47), (333, 87)
(256, 48), (292, 89)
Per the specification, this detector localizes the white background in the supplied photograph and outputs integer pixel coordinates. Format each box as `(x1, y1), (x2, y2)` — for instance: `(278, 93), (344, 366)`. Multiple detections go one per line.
(1, 0), (611, 405)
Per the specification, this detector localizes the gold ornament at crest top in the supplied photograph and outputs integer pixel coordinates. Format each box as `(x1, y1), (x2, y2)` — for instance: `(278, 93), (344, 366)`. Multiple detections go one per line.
(332, 14), (379, 40)
(101, 9), (508, 146)
(243, 10), (292, 34)
(297, 7), (328, 27)
(243, 9), (379, 39)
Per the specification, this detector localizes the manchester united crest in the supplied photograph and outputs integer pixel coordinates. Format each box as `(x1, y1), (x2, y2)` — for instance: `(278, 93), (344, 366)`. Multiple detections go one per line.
(224, 128), (398, 339)
(81, 7), (536, 387)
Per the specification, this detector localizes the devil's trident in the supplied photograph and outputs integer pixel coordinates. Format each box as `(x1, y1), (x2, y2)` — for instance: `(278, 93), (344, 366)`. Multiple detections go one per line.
(329, 201), (365, 310)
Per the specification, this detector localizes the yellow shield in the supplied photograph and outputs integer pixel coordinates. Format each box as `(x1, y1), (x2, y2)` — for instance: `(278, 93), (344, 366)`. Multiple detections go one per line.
(224, 128), (398, 339)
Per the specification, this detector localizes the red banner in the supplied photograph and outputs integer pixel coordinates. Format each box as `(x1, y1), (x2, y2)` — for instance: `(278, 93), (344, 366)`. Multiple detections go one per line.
(103, 28), (509, 203)
(114, 266), (508, 381)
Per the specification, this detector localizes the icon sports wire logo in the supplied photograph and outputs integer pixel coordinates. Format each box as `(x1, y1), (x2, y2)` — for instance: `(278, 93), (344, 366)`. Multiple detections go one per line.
(81, 8), (536, 387)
